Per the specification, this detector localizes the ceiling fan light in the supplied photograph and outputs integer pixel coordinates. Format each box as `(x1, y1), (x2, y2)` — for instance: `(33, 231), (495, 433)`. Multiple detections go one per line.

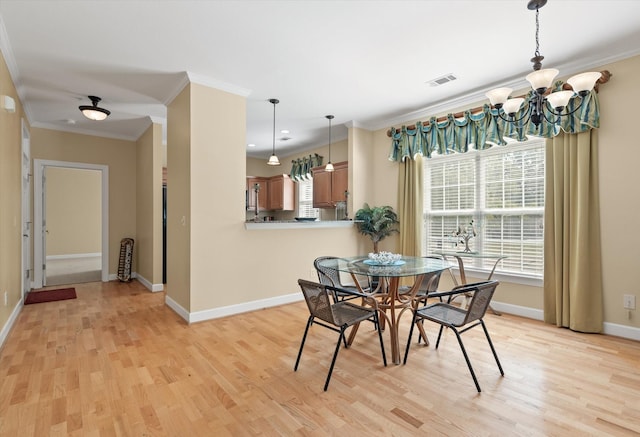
(567, 71), (601, 94)
(485, 87), (512, 108)
(80, 107), (109, 121)
(502, 97), (525, 115)
(526, 68), (559, 93)
(546, 90), (574, 111)
(78, 95), (110, 121)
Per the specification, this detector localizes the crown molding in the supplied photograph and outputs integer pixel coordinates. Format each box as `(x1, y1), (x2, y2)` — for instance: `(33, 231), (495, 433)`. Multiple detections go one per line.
(186, 71), (252, 97)
(373, 50), (640, 132)
(30, 121), (140, 142)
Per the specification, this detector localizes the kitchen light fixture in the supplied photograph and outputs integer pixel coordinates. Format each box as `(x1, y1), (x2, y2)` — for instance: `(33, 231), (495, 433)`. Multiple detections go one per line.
(78, 95), (111, 121)
(267, 98), (281, 166)
(325, 115), (334, 172)
(485, 0), (601, 128)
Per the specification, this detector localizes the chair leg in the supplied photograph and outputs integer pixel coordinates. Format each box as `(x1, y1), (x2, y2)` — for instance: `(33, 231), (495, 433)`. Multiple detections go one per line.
(435, 325), (445, 349)
(452, 328), (482, 392)
(294, 316), (314, 371)
(403, 312), (418, 364)
(480, 320), (504, 376)
(324, 329), (345, 391)
(374, 312), (387, 367)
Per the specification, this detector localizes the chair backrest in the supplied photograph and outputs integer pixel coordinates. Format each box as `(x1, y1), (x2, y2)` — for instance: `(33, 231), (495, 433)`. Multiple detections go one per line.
(298, 279), (336, 325)
(461, 281), (499, 325)
(314, 256), (342, 287)
(417, 256), (447, 293)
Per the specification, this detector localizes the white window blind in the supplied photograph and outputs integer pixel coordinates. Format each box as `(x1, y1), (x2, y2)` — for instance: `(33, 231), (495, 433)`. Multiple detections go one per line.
(298, 180), (320, 218)
(423, 139), (545, 277)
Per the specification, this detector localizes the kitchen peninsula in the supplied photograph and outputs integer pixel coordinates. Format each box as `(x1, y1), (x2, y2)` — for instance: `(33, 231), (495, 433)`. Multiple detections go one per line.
(244, 220), (356, 230)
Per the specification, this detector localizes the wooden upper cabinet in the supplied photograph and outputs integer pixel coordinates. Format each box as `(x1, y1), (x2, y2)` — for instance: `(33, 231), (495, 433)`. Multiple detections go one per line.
(246, 177), (269, 211)
(267, 174), (294, 211)
(312, 161), (348, 208)
(246, 174), (294, 211)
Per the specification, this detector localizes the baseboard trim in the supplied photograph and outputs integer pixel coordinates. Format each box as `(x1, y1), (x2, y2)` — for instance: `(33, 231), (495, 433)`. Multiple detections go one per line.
(165, 294), (190, 322)
(164, 292), (304, 324)
(603, 322), (640, 341)
(491, 300), (544, 321)
(46, 252), (101, 260)
(135, 273), (164, 292)
(189, 292), (303, 324)
(0, 297), (23, 349)
(492, 300), (640, 341)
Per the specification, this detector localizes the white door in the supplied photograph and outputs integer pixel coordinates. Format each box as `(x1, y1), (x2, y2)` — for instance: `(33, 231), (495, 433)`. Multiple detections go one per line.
(21, 120), (31, 298)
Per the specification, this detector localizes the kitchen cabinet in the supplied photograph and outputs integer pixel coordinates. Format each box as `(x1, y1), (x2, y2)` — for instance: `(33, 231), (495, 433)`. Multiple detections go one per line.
(267, 174), (294, 210)
(312, 161), (348, 208)
(246, 175), (294, 211)
(246, 177), (268, 211)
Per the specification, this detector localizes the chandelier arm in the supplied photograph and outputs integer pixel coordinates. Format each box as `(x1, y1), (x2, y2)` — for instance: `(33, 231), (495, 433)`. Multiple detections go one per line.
(496, 104), (532, 124)
(543, 96), (585, 118)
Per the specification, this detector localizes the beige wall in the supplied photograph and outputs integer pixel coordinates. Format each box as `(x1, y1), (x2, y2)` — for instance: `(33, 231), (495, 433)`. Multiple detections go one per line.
(0, 49), (25, 330)
(597, 55), (640, 327)
(31, 128), (137, 276)
(371, 55), (640, 328)
(45, 167), (101, 256)
(136, 123), (163, 286)
(168, 83), (365, 314)
(166, 85), (191, 310)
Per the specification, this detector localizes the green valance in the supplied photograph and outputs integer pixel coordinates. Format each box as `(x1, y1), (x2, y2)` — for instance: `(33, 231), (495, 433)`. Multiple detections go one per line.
(289, 153), (323, 182)
(388, 82), (600, 162)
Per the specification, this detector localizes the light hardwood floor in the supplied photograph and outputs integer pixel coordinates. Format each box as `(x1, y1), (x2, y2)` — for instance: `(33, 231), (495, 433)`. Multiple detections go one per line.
(1, 280), (639, 436)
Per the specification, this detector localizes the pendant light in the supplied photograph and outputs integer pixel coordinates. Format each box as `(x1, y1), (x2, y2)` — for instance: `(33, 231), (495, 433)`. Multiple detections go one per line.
(79, 95), (110, 121)
(325, 115), (334, 172)
(267, 98), (281, 166)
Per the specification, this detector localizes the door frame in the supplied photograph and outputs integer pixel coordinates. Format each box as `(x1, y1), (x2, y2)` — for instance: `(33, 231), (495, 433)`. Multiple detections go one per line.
(21, 119), (31, 298)
(33, 159), (109, 288)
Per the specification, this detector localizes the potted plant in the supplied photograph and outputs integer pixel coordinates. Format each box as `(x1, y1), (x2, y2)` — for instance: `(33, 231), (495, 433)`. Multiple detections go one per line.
(354, 203), (400, 253)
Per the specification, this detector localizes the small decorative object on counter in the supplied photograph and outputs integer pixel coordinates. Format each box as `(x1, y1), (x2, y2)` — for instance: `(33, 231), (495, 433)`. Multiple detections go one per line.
(450, 220), (477, 253)
(253, 183), (261, 222)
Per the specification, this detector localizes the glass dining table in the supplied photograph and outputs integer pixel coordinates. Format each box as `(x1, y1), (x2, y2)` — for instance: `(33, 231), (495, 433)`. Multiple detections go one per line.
(317, 255), (452, 364)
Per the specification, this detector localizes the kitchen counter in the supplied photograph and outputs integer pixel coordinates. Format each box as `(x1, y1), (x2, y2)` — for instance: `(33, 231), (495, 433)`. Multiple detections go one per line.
(244, 220), (357, 230)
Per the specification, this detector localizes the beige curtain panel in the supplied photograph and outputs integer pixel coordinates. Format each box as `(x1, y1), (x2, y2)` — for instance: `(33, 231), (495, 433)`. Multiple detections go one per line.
(543, 130), (603, 332)
(397, 155), (423, 257)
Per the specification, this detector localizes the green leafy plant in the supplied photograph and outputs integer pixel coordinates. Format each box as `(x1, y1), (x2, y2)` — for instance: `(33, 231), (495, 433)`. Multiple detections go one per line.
(354, 203), (399, 253)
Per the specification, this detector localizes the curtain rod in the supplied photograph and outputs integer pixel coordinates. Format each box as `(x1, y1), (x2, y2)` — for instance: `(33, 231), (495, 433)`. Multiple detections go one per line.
(386, 70), (612, 137)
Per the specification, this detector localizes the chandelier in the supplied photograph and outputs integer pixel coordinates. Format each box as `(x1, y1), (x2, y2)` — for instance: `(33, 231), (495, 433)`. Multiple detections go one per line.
(485, 0), (601, 128)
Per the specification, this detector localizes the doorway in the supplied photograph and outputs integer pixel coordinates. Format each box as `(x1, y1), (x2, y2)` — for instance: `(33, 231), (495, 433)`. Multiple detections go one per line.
(33, 160), (109, 289)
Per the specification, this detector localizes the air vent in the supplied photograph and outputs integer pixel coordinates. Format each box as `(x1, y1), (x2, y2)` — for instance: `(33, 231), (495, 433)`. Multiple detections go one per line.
(427, 73), (458, 87)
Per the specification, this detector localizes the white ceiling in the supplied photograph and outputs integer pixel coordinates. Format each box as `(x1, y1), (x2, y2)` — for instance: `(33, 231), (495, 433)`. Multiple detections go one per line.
(1, 0), (639, 160)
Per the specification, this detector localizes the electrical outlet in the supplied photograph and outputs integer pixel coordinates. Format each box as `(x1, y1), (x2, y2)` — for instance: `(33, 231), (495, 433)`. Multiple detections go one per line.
(3, 291), (7, 307)
(623, 294), (636, 310)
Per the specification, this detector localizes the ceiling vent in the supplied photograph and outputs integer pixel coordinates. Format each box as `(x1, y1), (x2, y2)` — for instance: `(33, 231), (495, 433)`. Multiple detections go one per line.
(427, 74), (458, 87)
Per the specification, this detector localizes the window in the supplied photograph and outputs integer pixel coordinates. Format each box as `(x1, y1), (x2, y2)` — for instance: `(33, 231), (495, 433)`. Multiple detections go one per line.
(297, 180), (320, 218)
(423, 139), (545, 278)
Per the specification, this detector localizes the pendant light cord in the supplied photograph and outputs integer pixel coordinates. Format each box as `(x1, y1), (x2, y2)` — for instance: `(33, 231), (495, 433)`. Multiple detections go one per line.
(272, 101), (276, 155)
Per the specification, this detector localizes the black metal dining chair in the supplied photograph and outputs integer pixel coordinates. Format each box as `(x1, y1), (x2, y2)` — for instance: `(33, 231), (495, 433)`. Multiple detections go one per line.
(294, 279), (387, 391)
(314, 256), (375, 301)
(403, 280), (504, 392)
